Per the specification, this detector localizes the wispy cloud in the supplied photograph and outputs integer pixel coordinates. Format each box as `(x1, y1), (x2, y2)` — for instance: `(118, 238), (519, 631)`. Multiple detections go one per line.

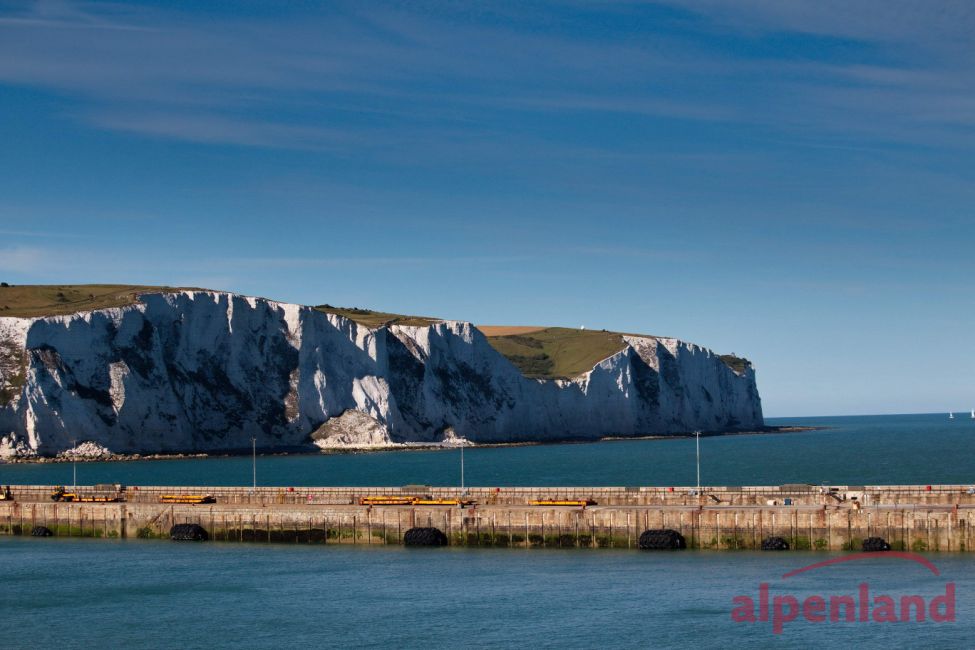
(80, 110), (361, 151)
(667, 0), (975, 47)
(0, 229), (86, 239)
(0, 0), (967, 156)
(203, 254), (534, 270)
(0, 246), (52, 273)
(0, 244), (533, 277)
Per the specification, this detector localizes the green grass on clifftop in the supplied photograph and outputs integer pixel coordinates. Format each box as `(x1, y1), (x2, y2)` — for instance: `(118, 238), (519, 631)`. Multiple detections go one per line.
(484, 327), (628, 380)
(0, 285), (749, 379)
(719, 354), (752, 374)
(313, 305), (440, 328)
(0, 284), (190, 318)
(485, 328), (752, 379)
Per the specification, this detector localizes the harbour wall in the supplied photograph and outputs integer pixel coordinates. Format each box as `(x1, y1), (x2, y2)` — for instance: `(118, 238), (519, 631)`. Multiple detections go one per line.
(3, 484), (975, 552)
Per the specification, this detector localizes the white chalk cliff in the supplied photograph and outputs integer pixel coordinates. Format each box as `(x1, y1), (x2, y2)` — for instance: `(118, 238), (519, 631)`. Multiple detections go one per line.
(0, 291), (763, 456)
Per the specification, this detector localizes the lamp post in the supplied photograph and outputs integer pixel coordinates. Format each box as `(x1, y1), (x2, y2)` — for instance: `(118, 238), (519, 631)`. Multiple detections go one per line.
(695, 431), (701, 492)
(72, 438), (77, 488)
(251, 437), (257, 492)
(460, 442), (465, 494)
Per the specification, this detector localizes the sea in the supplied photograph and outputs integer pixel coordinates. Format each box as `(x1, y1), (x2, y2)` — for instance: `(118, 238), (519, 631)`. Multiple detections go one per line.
(1, 413), (972, 488)
(2, 413), (974, 648)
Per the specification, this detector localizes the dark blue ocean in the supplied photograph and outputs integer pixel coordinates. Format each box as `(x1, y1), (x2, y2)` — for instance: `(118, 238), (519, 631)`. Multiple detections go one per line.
(4, 413), (974, 647)
(0, 538), (971, 648)
(1, 413), (972, 488)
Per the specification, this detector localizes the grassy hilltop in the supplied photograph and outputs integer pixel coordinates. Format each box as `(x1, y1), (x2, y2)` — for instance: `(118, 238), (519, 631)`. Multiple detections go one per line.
(0, 284), (750, 378)
(0, 284), (191, 318)
(478, 327), (629, 379)
(311, 304), (439, 328)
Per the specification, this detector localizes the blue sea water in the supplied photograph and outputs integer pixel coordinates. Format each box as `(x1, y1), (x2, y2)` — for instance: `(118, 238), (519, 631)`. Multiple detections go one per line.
(0, 537), (971, 648)
(1, 413), (972, 488)
(3, 413), (974, 647)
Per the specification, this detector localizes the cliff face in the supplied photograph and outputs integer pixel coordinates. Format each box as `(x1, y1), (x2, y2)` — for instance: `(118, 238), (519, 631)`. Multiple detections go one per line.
(0, 291), (763, 456)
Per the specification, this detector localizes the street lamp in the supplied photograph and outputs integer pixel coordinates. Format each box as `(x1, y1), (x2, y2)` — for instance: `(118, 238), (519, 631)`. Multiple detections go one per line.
(71, 438), (77, 488)
(460, 442), (465, 493)
(251, 437), (257, 492)
(694, 431), (701, 492)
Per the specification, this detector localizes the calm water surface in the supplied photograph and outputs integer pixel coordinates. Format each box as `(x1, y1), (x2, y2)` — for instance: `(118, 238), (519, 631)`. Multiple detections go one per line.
(1, 414), (972, 487)
(0, 537), (970, 648)
(4, 413), (973, 647)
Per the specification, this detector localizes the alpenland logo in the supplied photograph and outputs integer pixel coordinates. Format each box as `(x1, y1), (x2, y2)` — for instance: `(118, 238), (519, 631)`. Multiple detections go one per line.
(731, 552), (956, 634)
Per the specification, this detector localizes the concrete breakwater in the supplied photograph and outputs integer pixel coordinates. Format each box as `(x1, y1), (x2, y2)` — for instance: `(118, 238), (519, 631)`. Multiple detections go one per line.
(2, 484), (975, 552)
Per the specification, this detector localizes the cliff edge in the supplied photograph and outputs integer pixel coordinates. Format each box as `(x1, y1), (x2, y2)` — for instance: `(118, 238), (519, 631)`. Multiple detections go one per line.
(0, 288), (763, 456)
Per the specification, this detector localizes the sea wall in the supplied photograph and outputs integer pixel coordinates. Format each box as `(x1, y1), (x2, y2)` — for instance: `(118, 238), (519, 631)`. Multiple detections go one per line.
(0, 291), (762, 455)
(2, 485), (973, 552)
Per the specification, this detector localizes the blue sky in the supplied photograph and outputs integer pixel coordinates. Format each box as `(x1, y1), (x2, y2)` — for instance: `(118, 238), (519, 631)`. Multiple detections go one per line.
(0, 1), (973, 417)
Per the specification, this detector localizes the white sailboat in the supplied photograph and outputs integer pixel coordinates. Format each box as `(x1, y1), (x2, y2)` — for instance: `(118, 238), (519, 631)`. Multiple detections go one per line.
(971, 409), (974, 419)
(949, 412), (954, 419)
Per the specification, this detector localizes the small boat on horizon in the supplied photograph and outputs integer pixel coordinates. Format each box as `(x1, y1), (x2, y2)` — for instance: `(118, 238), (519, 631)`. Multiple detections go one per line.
(971, 409), (975, 419)
(949, 412), (954, 419)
